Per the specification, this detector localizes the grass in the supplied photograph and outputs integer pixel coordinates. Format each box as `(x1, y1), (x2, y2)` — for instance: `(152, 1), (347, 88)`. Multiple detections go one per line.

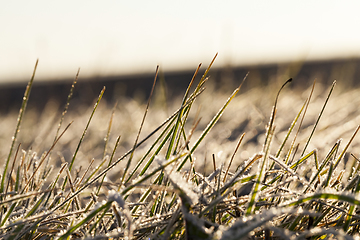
(1, 55), (360, 239)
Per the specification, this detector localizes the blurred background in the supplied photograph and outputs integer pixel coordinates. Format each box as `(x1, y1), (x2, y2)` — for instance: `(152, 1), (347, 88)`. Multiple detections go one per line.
(1, 0), (360, 107)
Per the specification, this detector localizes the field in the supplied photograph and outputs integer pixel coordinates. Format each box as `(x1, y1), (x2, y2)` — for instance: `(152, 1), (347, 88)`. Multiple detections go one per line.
(1, 56), (360, 239)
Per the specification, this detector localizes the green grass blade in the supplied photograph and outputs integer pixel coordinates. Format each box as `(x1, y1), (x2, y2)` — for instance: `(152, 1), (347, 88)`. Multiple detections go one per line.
(168, 54), (218, 165)
(304, 141), (339, 193)
(285, 192), (360, 207)
(220, 153), (262, 195)
(1, 202), (17, 227)
(290, 149), (317, 170)
(58, 201), (112, 240)
(43, 92), (203, 219)
(344, 203), (355, 232)
(88, 203), (109, 234)
(246, 126), (275, 215)
(43, 162), (67, 208)
(344, 155), (360, 232)
(126, 88), (205, 182)
(290, 79), (316, 157)
(269, 98), (306, 171)
(166, 64), (200, 159)
(263, 149), (317, 192)
(322, 162), (334, 188)
(25, 192), (48, 218)
(200, 175), (259, 218)
(62, 87), (105, 189)
(177, 74), (248, 171)
(6, 222), (26, 240)
(246, 79), (292, 215)
(198, 53), (217, 88)
(139, 125), (175, 176)
(68, 86), (105, 172)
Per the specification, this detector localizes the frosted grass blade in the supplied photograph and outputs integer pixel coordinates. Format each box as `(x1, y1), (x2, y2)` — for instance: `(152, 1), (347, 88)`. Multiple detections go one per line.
(246, 79), (292, 215)
(122, 66), (159, 185)
(68, 86), (105, 172)
(177, 74), (248, 171)
(1, 60), (38, 195)
(301, 81), (336, 156)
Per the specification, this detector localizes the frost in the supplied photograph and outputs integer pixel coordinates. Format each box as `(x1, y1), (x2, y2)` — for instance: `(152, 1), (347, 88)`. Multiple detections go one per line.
(93, 200), (107, 210)
(219, 207), (311, 240)
(166, 169), (199, 206)
(155, 155), (167, 165)
(107, 190), (126, 209)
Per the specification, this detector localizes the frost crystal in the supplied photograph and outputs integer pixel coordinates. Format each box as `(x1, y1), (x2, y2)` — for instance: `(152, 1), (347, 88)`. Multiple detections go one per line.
(108, 190), (126, 209)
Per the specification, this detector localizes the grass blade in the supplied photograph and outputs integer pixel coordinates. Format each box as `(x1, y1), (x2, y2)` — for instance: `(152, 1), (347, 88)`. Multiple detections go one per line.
(224, 132), (245, 183)
(62, 87), (105, 190)
(301, 80), (336, 156)
(166, 64), (201, 159)
(177, 73), (248, 171)
(58, 201), (112, 240)
(1, 60), (38, 195)
(121, 66), (159, 185)
(246, 79), (292, 215)
(68, 86), (105, 172)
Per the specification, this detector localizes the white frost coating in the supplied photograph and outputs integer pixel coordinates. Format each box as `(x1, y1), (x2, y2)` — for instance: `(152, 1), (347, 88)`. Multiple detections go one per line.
(93, 200), (107, 210)
(207, 167), (221, 182)
(219, 207), (307, 240)
(107, 190), (134, 239)
(166, 169), (199, 206)
(108, 190), (126, 209)
(155, 155), (167, 166)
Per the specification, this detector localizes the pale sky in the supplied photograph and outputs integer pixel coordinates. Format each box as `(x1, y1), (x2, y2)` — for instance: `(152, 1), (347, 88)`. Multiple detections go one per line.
(1, 1), (360, 83)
